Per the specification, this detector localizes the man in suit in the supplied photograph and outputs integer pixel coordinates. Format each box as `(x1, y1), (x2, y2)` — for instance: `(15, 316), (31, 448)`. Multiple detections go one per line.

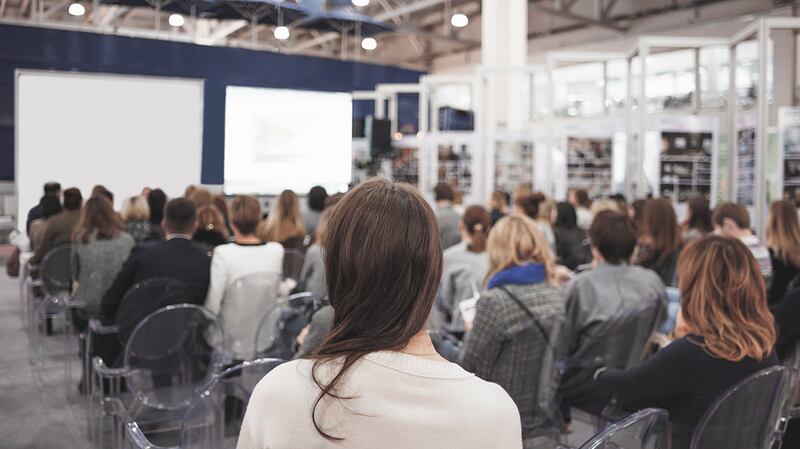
(100, 198), (212, 326)
(30, 187), (82, 265)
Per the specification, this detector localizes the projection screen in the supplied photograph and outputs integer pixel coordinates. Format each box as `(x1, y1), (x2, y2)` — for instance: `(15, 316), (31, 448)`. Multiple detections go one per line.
(16, 70), (204, 230)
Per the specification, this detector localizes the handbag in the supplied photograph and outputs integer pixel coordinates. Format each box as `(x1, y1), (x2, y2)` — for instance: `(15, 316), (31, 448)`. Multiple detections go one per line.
(5, 246), (21, 278)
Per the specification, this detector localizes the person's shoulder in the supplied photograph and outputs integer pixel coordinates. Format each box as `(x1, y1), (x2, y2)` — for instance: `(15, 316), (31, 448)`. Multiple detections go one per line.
(460, 377), (521, 424)
(251, 359), (315, 403)
(443, 242), (467, 259)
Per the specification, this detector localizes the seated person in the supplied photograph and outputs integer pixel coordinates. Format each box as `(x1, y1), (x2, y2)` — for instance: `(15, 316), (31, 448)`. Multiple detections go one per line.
(31, 187), (83, 265)
(293, 304), (333, 359)
(27, 181), (61, 234)
(596, 236), (778, 449)
(559, 211), (667, 412)
(713, 202), (772, 283)
(101, 198), (212, 325)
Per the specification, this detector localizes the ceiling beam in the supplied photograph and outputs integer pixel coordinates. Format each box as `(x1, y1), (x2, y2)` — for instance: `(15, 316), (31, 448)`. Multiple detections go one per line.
(202, 19), (248, 44)
(42, 0), (70, 20)
(0, 0), (7, 17)
(393, 26), (480, 47)
(377, 0), (424, 55)
(530, 0), (628, 33)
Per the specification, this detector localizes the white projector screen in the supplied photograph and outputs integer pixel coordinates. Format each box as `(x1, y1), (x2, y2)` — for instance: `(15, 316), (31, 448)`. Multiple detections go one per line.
(16, 70), (204, 231)
(224, 86), (352, 195)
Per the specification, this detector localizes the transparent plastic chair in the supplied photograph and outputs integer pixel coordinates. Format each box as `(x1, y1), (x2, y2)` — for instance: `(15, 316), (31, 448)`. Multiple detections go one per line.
(577, 408), (669, 449)
(219, 272), (283, 360)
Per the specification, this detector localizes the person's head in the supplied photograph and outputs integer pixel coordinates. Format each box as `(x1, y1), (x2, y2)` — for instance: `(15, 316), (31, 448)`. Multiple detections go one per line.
(554, 202), (577, 229)
(230, 195), (262, 237)
(766, 200), (800, 267)
(311, 179), (443, 440)
(40, 195), (62, 219)
(609, 193), (627, 212)
(120, 196), (150, 223)
(570, 189), (591, 208)
(538, 199), (557, 225)
(163, 198), (197, 235)
(631, 198), (647, 231)
(514, 191), (546, 220)
(91, 185), (113, 204)
(486, 215), (554, 284)
(712, 202), (751, 238)
(188, 188), (213, 208)
(591, 198), (620, 216)
(460, 205), (491, 253)
(74, 196), (125, 243)
(262, 190), (305, 242)
(195, 205), (229, 239)
(641, 198), (681, 256)
(147, 188), (167, 224)
(490, 191), (508, 211)
(589, 211), (638, 264)
(62, 188), (82, 211)
(677, 235), (775, 361)
(685, 196), (713, 234)
(308, 186), (328, 212)
(433, 183), (454, 203)
(213, 195), (230, 226)
(315, 207), (335, 245)
(43, 182), (61, 197)
(184, 185), (197, 198)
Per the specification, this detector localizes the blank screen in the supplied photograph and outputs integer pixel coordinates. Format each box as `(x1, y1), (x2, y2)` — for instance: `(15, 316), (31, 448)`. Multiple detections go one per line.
(224, 86), (352, 195)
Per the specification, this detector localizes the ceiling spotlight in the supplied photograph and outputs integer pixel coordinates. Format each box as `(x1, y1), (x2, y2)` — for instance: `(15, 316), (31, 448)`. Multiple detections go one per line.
(361, 37), (377, 51)
(274, 25), (290, 40)
(68, 2), (85, 16)
(352, 0), (370, 6)
(450, 13), (468, 28)
(168, 13), (184, 27)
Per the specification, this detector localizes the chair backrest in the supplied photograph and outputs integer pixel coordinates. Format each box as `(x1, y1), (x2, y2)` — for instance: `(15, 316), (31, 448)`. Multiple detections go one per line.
(123, 304), (225, 411)
(220, 272), (283, 360)
(117, 277), (194, 342)
(254, 292), (317, 359)
(690, 366), (798, 449)
(40, 244), (73, 299)
(578, 408), (670, 449)
(179, 358), (285, 449)
(283, 248), (305, 281)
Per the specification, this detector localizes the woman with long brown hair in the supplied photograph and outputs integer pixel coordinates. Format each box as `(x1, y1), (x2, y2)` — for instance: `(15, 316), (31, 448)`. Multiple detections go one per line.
(237, 179), (521, 449)
(257, 189), (306, 251)
(460, 215), (565, 447)
(681, 196), (713, 243)
(596, 235), (778, 449)
(766, 200), (800, 306)
(635, 197), (682, 286)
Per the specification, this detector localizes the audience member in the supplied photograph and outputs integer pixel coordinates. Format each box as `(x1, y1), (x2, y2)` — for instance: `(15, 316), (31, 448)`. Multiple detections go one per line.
(681, 196), (713, 243)
(29, 195), (63, 253)
(299, 208), (332, 300)
(91, 185), (114, 204)
(514, 191), (556, 252)
(146, 188), (167, 239)
(596, 236), (778, 449)
(436, 205), (490, 333)
(608, 193), (628, 213)
(590, 198), (620, 217)
(31, 187), (82, 265)
(120, 195), (153, 242)
(27, 181), (61, 234)
(635, 198), (681, 286)
(553, 202), (592, 271)
(460, 215), (564, 444)
(258, 190), (306, 252)
(292, 304), (333, 359)
(569, 189), (592, 230)
(101, 198), (211, 324)
(212, 194), (232, 235)
(765, 200), (800, 306)
(70, 197), (135, 325)
(712, 202), (772, 282)
(433, 182), (462, 249)
(193, 205), (229, 251)
(188, 187), (214, 208)
(238, 179), (522, 449)
(489, 191), (510, 226)
(184, 185), (198, 198)
(302, 185), (328, 239)
(559, 211), (667, 410)
(631, 198), (646, 233)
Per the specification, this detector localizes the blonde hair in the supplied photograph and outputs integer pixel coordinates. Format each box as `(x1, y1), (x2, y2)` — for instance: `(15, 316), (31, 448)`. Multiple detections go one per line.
(591, 198), (620, 216)
(538, 199), (556, 224)
(196, 205), (229, 239)
(188, 188), (214, 208)
(678, 236), (775, 361)
(766, 200), (800, 267)
(259, 190), (305, 243)
(485, 215), (554, 285)
(230, 195), (262, 236)
(120, 196), (150, 222)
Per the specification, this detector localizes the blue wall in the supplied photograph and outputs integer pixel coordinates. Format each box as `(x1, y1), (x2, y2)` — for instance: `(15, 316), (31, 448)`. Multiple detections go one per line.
(0, 24), (424, 183)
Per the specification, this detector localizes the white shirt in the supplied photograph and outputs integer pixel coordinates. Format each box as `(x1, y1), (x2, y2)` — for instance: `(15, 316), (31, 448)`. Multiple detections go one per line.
(576, 207), (592, 230)
(237, 351), (522, 449)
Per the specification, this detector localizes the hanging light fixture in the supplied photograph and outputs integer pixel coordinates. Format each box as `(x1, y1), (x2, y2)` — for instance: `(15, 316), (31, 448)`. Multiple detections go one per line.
(168, 13), (185, 27)
(361, 37), (377, 51)
(68, 2), (85, 16)
(450, 13), (468, 28)
(352, 0), (370, 6)
(274, 25), (290, 40)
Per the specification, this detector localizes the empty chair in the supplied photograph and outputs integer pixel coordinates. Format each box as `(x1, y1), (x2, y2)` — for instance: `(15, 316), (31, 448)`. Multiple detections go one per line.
(254, 292), (316, 360)
(578, 408), (669, 449)
(690, 366), (797, 449)
(218, 272), (284, 360)
(32, 245), (75, 370)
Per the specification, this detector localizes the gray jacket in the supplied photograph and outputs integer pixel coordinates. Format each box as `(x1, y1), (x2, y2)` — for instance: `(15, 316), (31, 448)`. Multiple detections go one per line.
(436, 205), (462, 250)
(436, 242), (488, 332)
(299, 244), (326, 300)
(71, 232), (136, 317)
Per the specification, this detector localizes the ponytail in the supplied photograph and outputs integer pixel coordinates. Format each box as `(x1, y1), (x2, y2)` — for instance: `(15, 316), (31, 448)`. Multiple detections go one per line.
(462, 205), (491, 254)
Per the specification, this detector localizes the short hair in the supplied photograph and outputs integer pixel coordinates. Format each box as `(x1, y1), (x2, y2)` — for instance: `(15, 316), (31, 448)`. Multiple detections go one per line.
(434, 183), (454, 202)
(230, 195), (262, 235)
(40, 195), (63, 219)
(44, 182), (61, 195)
(514, 192), (545, 219)
(62, 188), (83, 211)
(164, 198), (196, 234)
(308, 186), (328, 212)
(91, 185), (113, 204)
(589, 211), (638, 264)
(120, 196), (150, 222)
(147, 188), (167, 224)
(712, 202), (750, 230)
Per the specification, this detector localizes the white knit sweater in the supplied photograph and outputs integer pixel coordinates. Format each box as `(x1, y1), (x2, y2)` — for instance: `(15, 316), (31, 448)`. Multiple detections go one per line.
(237, 351), (522, 449)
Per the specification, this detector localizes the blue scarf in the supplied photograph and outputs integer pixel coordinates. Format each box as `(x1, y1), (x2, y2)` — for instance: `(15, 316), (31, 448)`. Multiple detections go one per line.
(487, 263), (547, 290)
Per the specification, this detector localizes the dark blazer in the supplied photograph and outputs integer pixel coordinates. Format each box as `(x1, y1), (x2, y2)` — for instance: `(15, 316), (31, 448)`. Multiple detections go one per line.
(100, 237), (212, 324)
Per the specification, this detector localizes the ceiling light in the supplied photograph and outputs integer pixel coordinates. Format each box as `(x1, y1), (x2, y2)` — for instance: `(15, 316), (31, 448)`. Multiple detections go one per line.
(274, 25), (290, 40)
(68, 2), (85, 16)
(352, 0), (370, 6)
(361, 37), (377, 51)
(450, 13), (468, 28)
(168, 13), (184, 27)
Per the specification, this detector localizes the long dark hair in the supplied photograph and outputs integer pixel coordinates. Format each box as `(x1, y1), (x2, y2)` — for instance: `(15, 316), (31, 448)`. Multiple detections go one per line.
(310, 178), (443, 440)
(641, 198), (681, 258)
(685, 196), (713, 234)
(554, 202), (578, 229)
(74, 197), (125, 243)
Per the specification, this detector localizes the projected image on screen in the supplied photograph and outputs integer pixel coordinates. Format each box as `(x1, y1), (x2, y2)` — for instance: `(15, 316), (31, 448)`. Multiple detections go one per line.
(224, 86), (353, 195)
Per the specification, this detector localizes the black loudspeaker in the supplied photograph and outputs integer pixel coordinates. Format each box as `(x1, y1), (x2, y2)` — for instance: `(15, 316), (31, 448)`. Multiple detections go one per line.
(366, 116), (392, 159)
